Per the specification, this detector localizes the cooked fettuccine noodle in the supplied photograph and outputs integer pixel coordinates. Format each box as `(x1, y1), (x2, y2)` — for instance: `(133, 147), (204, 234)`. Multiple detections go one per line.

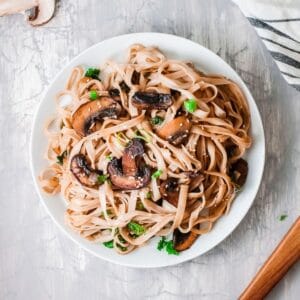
(39, 44), (252, 254)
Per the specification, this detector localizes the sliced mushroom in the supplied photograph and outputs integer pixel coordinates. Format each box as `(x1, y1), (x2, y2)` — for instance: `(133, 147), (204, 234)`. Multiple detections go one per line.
(159, 178), (179, 207)
(230, 158), (248, 187)
(173, 229), (198, 251)
(107, 139), (151, 190)
(72, 97), (122, 136)
(122, 138), (145, 176)
(132, 92), (173, 110)
(120, 81), (130, 93)
(109, 88), (120, 97)
(27, 0), (55, 26)
(156, 116), (191, 146)
(131, 71), (140, 85)
(70, 154), (102, 187)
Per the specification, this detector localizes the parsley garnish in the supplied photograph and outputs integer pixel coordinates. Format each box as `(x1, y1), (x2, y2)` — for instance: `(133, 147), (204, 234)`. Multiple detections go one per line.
(152, 169), (163, 179)
(146, 191), (152, 199)
(183, 99), (197, 113)
(56, 150), (67, 165)
(85, 67), (100, 79)
(279, 214), (288, 221)
(151, 116), (164, 125)
(127, 222), (146, 236)
(157, 237), (179, 255)
(103, 240), (114, 248)
(97, 174), (108, 184)
(157, 236), (166, 251)
(134, 130), (152, 143)
(106, 155), (112, 161)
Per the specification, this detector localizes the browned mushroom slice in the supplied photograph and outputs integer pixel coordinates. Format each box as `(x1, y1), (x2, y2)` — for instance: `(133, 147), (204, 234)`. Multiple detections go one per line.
(27, 0), (56, 26)
(230, 158), (248, 187)
(159, 178), (179, 207)
(132, 92), (173, 110)
(173, 229), (198, 251)
(122, 139), (145, 176)
(156, 116), (191, 146)
(72, 97), (122, 136)
(107, 139), (151, 190)
(70, 154), (102, 188)
(108, 158), (151, 190)
(131, 71), (140, 85)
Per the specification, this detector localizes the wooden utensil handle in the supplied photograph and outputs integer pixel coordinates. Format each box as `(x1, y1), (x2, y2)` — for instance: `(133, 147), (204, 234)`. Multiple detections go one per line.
(239, 217), (300, 300)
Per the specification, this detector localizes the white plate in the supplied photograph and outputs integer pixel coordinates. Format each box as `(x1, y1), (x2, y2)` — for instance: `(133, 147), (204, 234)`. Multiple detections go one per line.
(30, 33), (265, 268)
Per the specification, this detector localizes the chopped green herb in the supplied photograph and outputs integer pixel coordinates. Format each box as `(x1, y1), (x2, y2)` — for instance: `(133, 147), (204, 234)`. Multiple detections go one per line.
(146, 191), (152, 199)
(165, 240), (179, 255)
(127, 222), (146, 236)
(106, 155), (113, 161)
(134, 135), (150, 143)
(116, 132), (129, 145)
(103, 240), (114, 248)
(97, 174), (108, 184)
(157, 237), (166, 251)
(157, 237), (179, 255)
(152, 169), (163, 179)
(134, 130), (152, 143)
(279, 214), (288, 221)
(56, 150), (67, 165)
(183, 98), (197, 113)
(85, 67), (100, 79)
(116, 235), (127, 251)
(151, 116), (164, 125)
(117, 244), (127, 251)
(89, 90), (98, 100)
(118, 234), (126, 243)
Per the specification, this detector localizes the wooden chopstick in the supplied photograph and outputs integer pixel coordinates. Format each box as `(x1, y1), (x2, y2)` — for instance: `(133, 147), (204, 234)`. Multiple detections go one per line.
(239, 217), (300, 300)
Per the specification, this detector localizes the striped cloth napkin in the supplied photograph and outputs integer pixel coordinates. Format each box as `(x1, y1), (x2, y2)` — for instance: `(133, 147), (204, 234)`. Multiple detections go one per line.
(233, 0), (300, 91)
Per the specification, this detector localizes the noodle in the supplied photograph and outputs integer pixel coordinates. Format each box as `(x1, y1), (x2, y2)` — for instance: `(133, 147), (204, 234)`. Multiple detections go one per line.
(39, 44), (252, 254)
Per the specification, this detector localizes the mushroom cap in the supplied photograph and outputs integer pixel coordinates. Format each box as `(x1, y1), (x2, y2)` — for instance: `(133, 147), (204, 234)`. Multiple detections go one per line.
(72, 96), (122, 136)
(132, 92), (173, 110)
(70, 154), (102, 188)
(107, 139), (151, 190)
(156, 116), (191, 146)
(159, 178), (179, 207)
(108, 158), (151, 190)
(173, 229), (198, 251)
(27, 0), (56, 26)
(230, 158), (248, 187)
(122, 138), (145, 176)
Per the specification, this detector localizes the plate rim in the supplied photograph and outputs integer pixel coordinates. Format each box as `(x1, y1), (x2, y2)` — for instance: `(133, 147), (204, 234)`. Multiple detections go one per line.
(30, 32), (265, 268)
